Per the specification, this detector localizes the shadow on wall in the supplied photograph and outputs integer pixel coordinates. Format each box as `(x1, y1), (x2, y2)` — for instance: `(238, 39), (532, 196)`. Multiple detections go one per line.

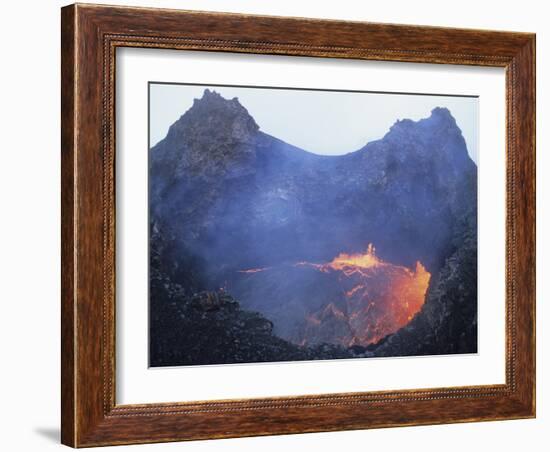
(34, 427), (59, 443)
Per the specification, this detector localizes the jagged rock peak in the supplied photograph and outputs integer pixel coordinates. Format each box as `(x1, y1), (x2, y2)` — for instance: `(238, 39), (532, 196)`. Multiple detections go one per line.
(194, 88), (235, 103)
(191, 89), (238, 108)
(427, 106), (457, 126)
(190, 89), (258, 128)
(166, 89), (259, 144)
(390, 106), (457, 132)
(373, 105), (472, 170)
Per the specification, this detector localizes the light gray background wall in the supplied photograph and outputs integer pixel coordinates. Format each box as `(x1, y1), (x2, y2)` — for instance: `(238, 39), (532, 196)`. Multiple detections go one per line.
(0, 1), (545, 451)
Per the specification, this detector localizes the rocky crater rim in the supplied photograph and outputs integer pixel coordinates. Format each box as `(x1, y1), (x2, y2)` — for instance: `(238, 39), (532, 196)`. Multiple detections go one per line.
(156, 90), (469, 162)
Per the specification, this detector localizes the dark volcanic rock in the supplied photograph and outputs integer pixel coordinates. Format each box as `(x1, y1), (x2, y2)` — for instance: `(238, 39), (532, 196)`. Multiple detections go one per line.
(150, 91), (475, 275)
(149, 227), (353, 366)
(149, 89), (478, 365)
(368, 209), (478, 356)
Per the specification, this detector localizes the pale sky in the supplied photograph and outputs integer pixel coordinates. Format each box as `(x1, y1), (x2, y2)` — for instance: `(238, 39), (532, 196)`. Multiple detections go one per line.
(149, 83), (478, 163)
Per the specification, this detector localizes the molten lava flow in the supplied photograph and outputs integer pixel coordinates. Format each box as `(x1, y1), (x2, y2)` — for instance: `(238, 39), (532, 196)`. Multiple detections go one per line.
(234, 244), (431, 348)
(326, 244), (383, 271)
(300, 245), (431, 347)
(295, 244), (383, 276)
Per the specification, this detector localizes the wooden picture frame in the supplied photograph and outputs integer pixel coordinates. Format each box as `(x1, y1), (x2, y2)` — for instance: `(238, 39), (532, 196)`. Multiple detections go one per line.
(61, 3), (535, 447)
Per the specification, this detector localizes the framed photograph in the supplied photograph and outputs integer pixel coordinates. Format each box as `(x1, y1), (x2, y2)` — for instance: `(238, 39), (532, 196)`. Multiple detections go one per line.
(61, 3), (536, 447)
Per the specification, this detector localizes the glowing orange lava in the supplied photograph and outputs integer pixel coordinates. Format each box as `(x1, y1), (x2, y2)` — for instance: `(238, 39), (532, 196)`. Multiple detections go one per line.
(300, 245), (431, 346)
(295, 244), (383, 276)
(326, 244), (383, 271)
(236, 244), (431, 348)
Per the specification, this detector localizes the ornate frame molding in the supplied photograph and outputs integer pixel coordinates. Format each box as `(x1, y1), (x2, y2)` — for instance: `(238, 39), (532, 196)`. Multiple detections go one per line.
(61, 4), (535, 447)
